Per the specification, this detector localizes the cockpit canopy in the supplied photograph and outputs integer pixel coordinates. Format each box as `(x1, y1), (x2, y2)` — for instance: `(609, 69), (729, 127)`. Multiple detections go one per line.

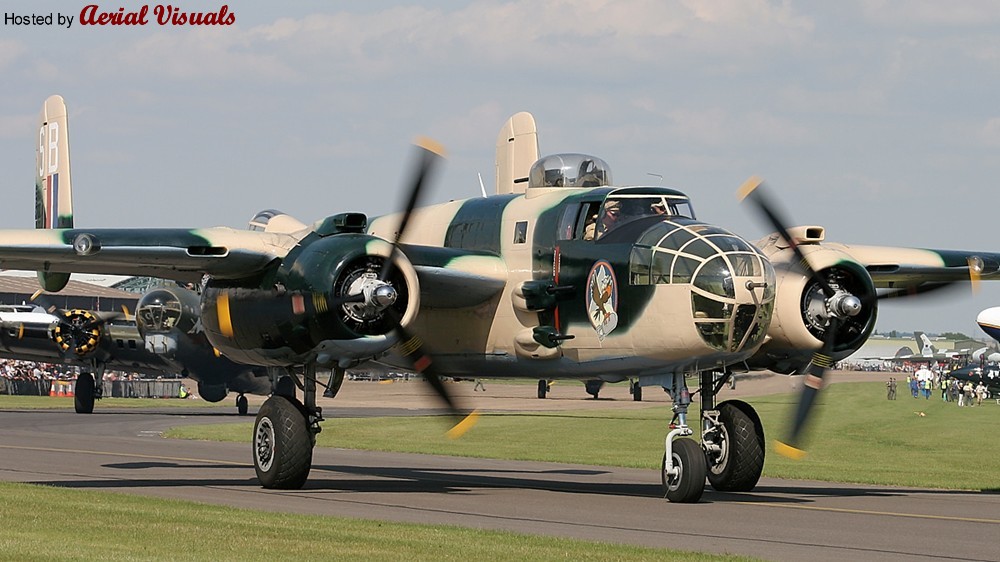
(528, 153), (612, 188)
(248, 209), (308, 234)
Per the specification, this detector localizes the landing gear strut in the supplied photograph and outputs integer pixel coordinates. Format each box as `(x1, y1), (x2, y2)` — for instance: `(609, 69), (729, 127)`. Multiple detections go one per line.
(659, 372), (703, 502)
(253, 365), (323, 489)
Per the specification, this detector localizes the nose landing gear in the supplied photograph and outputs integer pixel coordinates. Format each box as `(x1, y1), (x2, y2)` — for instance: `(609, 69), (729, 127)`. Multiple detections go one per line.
(659, 370), (765, 502)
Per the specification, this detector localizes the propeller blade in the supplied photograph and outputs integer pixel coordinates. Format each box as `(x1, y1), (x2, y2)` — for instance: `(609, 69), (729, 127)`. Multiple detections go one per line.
(775, 315), (840, 460)
(376, 139), (474, 436)
(388, 309), (478, 438)
(379, 137), (446, 283)
(738, 176), (835, 298)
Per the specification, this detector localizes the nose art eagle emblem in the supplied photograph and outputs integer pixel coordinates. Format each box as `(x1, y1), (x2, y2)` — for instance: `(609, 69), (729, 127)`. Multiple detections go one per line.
(586, 260), (618, 341)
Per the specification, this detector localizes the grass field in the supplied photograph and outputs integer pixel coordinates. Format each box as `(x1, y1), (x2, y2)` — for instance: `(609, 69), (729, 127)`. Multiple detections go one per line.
(167, 381), (1000, 491)
(0, 481), (753, 561)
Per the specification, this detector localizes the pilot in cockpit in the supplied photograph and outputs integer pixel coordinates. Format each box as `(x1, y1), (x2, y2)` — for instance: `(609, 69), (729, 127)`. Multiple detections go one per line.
(583, 199), (621, 240)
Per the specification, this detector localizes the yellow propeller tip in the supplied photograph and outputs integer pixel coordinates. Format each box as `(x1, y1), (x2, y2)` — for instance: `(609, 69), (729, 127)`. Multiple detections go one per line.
(774, 440), (807, 460)
(30, 289), (44, 302)
(736, 175), (764, 201)
(446, 410), (480, 440)
(415, 135), (447, 158)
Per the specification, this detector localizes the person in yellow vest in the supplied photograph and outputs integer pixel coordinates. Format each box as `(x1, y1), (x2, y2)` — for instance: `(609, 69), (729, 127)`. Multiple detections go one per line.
(178, 384), (189, 399)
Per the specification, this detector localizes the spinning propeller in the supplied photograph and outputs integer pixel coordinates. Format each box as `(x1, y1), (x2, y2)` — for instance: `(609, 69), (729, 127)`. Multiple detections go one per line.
(738, 176), (981, 459)
(381, 138), (479, 438)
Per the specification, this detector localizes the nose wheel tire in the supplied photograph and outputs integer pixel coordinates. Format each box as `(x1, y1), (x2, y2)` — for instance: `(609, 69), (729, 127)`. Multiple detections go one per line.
(253, 395), (313, 489)
(706, 402), (764, 492)
(661, 438), (706, 503)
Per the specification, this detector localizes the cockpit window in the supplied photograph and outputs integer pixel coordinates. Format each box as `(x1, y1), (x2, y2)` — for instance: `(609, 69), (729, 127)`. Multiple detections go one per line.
(592, 195), (695, 239)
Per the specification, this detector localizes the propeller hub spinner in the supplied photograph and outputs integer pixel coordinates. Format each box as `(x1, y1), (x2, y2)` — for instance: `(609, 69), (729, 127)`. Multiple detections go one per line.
(341, 273), (399, 322)
(829, 292), (862, 318)
(372, 284), (398, 308)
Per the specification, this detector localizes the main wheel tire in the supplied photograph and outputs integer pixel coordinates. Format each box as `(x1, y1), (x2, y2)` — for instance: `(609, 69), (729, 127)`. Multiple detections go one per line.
(253, 395), (313, 489)
(74, 373), (95, 414)
(236, 394), (249, 416)
(631, 381), (643, 402)
(706, 402), (765, 492)
(537, 379), (548, 399)
(662, 438), (706, 503)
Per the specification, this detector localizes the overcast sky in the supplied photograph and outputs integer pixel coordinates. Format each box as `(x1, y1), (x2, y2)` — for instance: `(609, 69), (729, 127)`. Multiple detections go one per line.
(2, 1), (1000, 337)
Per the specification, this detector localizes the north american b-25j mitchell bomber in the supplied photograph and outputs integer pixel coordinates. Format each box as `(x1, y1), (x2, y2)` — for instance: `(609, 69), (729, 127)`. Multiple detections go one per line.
(0, 97), (996, 502)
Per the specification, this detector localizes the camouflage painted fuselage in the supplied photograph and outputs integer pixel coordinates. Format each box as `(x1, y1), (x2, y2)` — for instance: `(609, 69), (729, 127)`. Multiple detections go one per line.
(366, 185), (776, 381)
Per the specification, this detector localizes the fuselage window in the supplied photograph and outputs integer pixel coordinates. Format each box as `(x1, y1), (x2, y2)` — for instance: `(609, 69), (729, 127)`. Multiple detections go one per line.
(578, 202), (602, 241)
(557, 205), (578, 240)
(513, 221), (528, 244)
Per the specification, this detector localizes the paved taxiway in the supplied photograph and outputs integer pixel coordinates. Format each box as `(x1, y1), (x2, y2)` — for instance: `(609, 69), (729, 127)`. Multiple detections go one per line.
(1, 375), (997, 562)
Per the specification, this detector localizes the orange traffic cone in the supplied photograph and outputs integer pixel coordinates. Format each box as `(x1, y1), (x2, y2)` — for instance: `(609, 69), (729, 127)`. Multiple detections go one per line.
(56, 382), (65, 397)
(65, 382), (74, 398)
(49, 381), (57, 397)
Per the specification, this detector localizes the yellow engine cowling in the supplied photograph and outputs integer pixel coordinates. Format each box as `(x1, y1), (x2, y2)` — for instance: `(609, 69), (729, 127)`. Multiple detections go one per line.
(53, 309), (103, 356)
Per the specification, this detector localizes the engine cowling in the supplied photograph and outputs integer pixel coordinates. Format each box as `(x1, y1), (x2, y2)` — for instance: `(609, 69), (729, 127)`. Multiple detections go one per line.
(747, 244), (877, 373)
(200, 233), (420, 367)
(53, 309), (104, 357)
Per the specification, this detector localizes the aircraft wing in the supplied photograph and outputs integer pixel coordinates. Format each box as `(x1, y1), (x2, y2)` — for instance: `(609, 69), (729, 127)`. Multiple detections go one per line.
(828, 244), (1000, 288)
(0, 227), (297, 283)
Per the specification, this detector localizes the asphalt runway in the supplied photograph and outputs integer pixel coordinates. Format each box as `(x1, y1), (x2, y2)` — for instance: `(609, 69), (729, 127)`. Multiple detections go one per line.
(1, 378), (998, 561)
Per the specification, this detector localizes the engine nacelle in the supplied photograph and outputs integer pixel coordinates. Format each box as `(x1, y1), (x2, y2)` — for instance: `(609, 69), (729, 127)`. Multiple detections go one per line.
(200, 233), (420, 367)
(747, 244), (877, 373)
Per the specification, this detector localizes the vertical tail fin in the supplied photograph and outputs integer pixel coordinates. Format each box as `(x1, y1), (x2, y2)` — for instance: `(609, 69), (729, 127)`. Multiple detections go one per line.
(494, 112), (538, 195)
(35, 95), (73, 292)
(915, 332), (936, 356)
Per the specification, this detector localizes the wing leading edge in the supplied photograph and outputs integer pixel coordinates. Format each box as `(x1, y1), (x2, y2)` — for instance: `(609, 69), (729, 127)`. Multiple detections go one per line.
(833, 243), (1000, 289)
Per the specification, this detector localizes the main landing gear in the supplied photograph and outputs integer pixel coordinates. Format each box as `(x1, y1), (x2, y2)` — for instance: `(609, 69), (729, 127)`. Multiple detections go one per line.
(74, 363), (105, 414)
(659, 370), (765, 502)
(252, 365), (324, 489)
